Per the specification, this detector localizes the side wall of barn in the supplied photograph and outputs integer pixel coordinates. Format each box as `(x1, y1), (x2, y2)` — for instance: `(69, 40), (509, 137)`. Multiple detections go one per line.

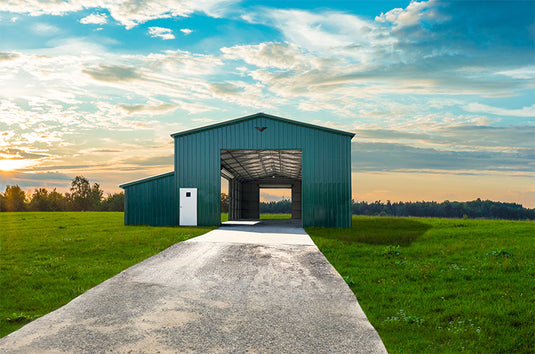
(121, 172), (177, 226)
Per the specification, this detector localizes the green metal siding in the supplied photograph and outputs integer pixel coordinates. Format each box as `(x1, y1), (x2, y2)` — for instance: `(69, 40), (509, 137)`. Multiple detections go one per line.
(121, 172), (176, 226)
(174, 114), (353, 227)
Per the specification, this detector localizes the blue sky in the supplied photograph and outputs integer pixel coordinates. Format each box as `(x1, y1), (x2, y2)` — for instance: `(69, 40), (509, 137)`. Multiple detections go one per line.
(0, 0), (533, 206)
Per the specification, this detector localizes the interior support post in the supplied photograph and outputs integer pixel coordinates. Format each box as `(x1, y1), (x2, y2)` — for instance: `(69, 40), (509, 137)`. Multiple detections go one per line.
(292, 181), (302, 219)
(229, 179), (242, 220)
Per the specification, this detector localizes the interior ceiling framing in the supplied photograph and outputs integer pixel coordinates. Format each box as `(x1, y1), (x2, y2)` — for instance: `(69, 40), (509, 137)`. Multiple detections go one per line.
(221, 149), (302, 182)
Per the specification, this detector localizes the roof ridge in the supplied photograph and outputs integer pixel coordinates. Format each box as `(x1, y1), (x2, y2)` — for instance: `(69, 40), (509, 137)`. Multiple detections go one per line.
(170, 112), (355, 138)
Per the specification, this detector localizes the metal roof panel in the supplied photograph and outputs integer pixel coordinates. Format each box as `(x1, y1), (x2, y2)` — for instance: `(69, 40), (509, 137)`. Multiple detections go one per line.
(119, 171), (174, 189)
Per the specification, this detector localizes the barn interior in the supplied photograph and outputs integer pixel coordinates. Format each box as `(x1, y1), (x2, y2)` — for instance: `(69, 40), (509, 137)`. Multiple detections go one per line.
(220, 149), (302, 220)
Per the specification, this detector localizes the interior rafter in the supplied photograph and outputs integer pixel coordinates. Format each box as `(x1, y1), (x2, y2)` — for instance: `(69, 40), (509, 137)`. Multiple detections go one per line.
(221, 149), (302, 182)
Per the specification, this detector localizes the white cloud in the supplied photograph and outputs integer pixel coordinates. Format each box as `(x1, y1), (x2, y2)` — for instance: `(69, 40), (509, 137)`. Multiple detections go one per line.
(465, 103), (535, 118)
(32, 23), (60, 35)
(180, 28), (193, 35)
(83, 64), (142, 82)
(0, 52), (20, 61)
(497, 67), (535, 80)
(0, 0), (84, 16)
(207, 80), (277, 109)
(0, 0), (239, 29)
(0, 43), (227, 137)
(80, 13), (108, 25)
(117, 102), (178, 114)
(246, 8), (393, 64)
(280, 10), (368, 49)
(102, 0), (240, 29)
(221, 42), (322, 70)
(140, 49), (223, 76)
(375, 0), (441, 29)
(148, 27), (175, 40)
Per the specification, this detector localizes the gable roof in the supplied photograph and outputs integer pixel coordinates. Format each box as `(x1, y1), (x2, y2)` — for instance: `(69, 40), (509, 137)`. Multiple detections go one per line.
(170, 112), (355, 138)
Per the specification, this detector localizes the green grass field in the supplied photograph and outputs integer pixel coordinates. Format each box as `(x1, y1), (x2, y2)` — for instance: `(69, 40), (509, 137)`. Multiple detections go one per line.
(0, 212), (215, 337)
(306, 216), (535, 353)
(260, 213), (291, 219)
(220, 213), (291, 222)
(1, 213), (533, 352)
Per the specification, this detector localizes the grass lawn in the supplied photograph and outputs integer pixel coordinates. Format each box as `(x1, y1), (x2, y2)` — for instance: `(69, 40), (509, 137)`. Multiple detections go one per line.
(260, 213), (291, 219)
(3, 212), (533, 351)
(220, 213), (291, 222)
(306, 216), (535, 353)
(0, 212), (215, 338)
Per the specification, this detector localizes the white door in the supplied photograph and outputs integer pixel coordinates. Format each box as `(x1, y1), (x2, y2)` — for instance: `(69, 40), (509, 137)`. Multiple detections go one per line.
(179, 188), (197, 226)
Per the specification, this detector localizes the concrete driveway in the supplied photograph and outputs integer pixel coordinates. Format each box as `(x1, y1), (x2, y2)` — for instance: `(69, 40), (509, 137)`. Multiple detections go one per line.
(0, 220), (387, 353)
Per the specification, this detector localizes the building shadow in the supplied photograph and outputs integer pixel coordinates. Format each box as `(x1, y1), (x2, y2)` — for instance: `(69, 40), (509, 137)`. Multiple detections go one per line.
(307, 217), (432, 246)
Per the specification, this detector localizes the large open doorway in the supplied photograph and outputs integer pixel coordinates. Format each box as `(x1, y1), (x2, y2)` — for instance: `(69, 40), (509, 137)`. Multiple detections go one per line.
(220, 149), (302, 223)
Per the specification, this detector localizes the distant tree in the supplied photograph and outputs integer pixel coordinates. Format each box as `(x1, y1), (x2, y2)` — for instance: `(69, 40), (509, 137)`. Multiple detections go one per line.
(0, 192), (5, 212)
(260, 199), (292, 214)
(69, 176), (102, 211)
(351, 199), (535, 220)
(221, 193), (229, 213)
(47, 188), (67, 211)
(68, 176), (90, 211)
(29, 188), (52, 211)
(100, 192), (124, 211)
(29, 188), (66, 211)
(2, 185), (26, 211)
(89, 183), (103, 210)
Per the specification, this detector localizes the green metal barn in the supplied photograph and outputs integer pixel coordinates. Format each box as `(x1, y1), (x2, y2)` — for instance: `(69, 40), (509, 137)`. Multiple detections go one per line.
(120, 113), (354, 227)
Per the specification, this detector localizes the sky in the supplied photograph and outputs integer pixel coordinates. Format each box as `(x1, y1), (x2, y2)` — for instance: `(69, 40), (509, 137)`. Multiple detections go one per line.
(0, 0), (533, 206)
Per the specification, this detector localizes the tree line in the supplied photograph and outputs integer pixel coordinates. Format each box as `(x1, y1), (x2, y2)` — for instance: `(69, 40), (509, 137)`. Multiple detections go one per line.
(260, 199), (292, 214)
(222, 194), (534, 220)
(220, 194), (293, 214)
(4, 183), (533, 220)
(352, 199), (534, 220)
(0, 176), (124, 212)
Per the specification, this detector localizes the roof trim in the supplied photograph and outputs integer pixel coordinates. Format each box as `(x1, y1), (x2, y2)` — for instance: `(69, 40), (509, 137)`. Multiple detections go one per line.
(119, 171), (174, 189)
(170, 112), (355, 138)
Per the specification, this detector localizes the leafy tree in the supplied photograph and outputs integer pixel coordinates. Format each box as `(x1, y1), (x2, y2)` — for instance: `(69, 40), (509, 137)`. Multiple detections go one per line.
(260, 199), (292, 214)
(47, 188), (67, 211)
(2, 185), (26, 211)
(100, 192), (124, 211)
(29, 188), (52, 211)
(69, 176), (91, 211)
(89, 183), (103, 210)
(68, 176), (103, 211)
(0, 192), (5, 212)
(29, 188), (66, 211)
(351, 199), (535, 220)
(221, 193), (229, 213)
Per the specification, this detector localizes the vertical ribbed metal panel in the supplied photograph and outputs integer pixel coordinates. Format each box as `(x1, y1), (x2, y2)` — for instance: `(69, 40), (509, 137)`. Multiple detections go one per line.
(123, 172), (176, 226)
(174, 115), (353, 227)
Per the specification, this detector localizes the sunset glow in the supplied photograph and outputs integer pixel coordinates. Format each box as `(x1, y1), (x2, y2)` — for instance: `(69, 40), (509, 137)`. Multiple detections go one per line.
(0, 159), (35, 172)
